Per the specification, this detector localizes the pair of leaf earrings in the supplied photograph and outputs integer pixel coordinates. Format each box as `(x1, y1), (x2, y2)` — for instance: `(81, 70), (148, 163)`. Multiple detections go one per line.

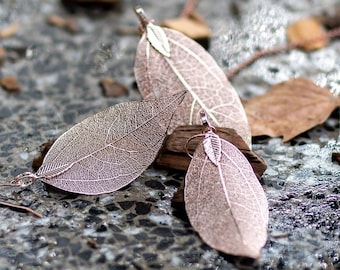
(2, 7), (268, 259)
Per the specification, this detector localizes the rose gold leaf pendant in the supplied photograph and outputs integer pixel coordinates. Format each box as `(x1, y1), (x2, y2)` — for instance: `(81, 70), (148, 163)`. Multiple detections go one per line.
(202, 130), (221, 166)
(146, 24), (171, 57)
(184, 112), (269, 258)
(134, 6), (251, 147)
(2, 91), (186, 195)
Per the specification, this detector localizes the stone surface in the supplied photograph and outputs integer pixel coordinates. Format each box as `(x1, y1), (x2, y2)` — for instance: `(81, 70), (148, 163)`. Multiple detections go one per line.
(0, 0), (339, 269)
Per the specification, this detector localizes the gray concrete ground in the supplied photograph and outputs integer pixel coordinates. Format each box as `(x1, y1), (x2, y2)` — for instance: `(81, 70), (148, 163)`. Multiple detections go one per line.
(0, 0), (339, 269)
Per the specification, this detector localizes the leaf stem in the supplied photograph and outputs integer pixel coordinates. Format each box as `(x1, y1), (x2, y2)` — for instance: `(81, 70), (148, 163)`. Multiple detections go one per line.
(180, 0), (198, 18)
(226, 26), (340, 79)
(0, 201), (43, 218)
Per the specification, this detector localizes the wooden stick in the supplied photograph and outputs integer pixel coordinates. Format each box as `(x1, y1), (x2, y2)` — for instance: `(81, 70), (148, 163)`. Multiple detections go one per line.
(226, 26), (340, 79)
(155, 125), (267, 179)
(180, 0), (198, 18)
(0, 201), (43, 218)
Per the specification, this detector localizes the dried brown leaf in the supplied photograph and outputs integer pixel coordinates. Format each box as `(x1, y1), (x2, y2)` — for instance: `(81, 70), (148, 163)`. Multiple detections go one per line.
(161, 11), (212, 40)
(134, 9), (251, 147)
(0, 48), (5, 60)
(287, 18), (327, 51)
(87, 238), (99, 249)
(61, 0), (121, 13)
(317, 9), (340, 30)
(0, 76), (21, 92)
(47, 15), (78, 33)
(72, 0), (119, 2)
(185, 128), (268, 258)
(0, 23), (19, 39)
(99, 78), (128, 97)
(332, 152), (340, 165)
(12, 92), (185, 195)
(244, 78), (340, 142)
(32, 141), (55, 172)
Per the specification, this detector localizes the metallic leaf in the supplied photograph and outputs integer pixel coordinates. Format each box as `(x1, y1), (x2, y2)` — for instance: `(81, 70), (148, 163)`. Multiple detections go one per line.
(185, 129), (268, 258)
(134, 25), (251, 147)
(202, 129), (222, 166)
(36, 91), (186, 195)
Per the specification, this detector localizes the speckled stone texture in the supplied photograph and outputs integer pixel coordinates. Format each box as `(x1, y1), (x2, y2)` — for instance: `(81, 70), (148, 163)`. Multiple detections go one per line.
(0, 0), (339, 269)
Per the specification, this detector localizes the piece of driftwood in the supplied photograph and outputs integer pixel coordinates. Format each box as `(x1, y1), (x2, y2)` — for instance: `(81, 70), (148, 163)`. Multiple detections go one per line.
(0, 76), (21, 92)
(155, 125), (267, 179)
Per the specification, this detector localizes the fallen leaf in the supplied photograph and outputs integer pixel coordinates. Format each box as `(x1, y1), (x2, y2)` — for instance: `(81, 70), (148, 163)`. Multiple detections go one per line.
(10, 91), (186, 195)
(1, 46), (27, 62)
(46, 14), (78, 33)
(32, 141), (55, 172)
(99, 78), (128, 97)
(67, 0), (119, 2)
(61, 0), (121, 13)
(73, 0), (120, 1)
(0, 76), (21, 92)
(116, 26), (140, 35)
(287, 18), (327, 51)
(87, 238), (99, 249)
(184, 115), (268, 258)
(332, 152), (340, 165)
(0, 48), (5, 60)
(161, 11), (211, 46)
(134, 7), (251, 147)
(317, 13), (340, 30)
(155, 125), (267, 179)
(0, 23), (19, 39)
(244, 78), (340, 142)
